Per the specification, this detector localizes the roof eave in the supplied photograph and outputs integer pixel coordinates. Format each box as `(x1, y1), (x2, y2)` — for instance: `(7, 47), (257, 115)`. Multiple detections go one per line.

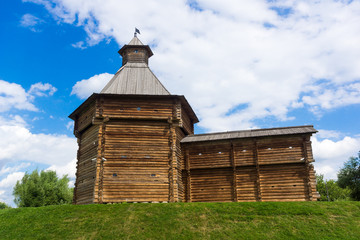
(181, 125), (318, 143)
(68, 93), (99, 120)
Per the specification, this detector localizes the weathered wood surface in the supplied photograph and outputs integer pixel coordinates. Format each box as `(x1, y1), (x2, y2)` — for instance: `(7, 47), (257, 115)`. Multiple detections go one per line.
(182, 135), (318, 202)
(71, 95), (318, 204)
(100, 121), (171, 203)
(73, 125), (99, 205)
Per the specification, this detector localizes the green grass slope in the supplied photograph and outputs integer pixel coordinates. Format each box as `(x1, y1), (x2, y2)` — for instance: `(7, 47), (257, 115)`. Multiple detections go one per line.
(1, 202), (360, 240)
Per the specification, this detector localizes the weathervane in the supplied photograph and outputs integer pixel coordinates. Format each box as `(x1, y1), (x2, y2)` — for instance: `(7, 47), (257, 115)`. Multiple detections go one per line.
(134, 27), (140, 37)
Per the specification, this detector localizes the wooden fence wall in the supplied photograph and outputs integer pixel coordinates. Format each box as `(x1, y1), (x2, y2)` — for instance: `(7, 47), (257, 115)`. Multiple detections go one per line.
(182, 135), (318, 202)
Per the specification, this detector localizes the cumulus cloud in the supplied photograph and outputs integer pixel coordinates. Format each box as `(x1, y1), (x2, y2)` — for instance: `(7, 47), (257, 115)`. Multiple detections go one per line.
(20, 13), (44, 32)
(24, 0), (360, 131)
(0, 163), (31, 176)
(0, 80), (57, 113)
(28, 82), (57, 97)
(0, 172), (25, 205)
(312, 134), (360, 180)
(0, 124), (77, 167)
(0, 172), (25, 188)
(0, 80), (38, 112)
(71, 73), (113, 99)
(47, 158), (77, 182)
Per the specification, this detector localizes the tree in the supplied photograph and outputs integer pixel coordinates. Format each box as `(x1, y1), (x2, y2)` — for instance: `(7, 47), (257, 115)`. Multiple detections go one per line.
(13, 170), (73, 207)
(0, 202), (11, 209)
(316, 174), (351, 201)
(337, 152), (360, 201)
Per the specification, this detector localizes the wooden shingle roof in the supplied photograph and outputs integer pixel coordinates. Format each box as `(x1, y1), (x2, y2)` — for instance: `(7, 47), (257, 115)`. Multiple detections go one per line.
(100, 62), (170, 95)
(181, 125), (317, 143)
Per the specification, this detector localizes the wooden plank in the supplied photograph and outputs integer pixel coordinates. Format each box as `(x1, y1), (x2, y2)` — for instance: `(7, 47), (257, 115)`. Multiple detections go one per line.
(302, 137), (313, 201)
(97, 123), (106, 203)
(254, 141), (262, 202)
(230, 142), (238, 202)
(185, 148), (191, 202)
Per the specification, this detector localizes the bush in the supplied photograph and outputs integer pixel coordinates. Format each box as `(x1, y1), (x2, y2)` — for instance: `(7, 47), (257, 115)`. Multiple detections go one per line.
(316, 174), (351, 201)
(0, 202), (11, 209)
(13, 170), (73, 207)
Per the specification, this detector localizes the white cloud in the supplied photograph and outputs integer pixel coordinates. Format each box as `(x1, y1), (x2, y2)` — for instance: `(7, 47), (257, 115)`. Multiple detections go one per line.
(71, 73), (113, 99)
(0, 80), (38, 112)
(66, 121), (74, 131)
(0, 115), (27, 127)
(25, 0), (360, 131)
(0, 172), (25, 205)
(0, 163), (31, 176)
(312, 135), (360, 180)
(0, 172), (25, 188)
(0, 80), (58, 113)
(71, 41), (86, 49)
(316, 129), (342, 140)
(20, 13), (44, 32)
(302, 82), (360, 115)
(0, 124), (77, 167)
(28, 82), (57, 97)
(47, 158), (77, 181)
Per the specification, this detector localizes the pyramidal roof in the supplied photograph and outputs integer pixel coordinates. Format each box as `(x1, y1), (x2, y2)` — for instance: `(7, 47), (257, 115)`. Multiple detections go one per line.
(100, 36), (170, 95)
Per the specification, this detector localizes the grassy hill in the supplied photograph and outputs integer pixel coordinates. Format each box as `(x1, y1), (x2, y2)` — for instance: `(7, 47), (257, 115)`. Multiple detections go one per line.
(1, 202), (360, 239)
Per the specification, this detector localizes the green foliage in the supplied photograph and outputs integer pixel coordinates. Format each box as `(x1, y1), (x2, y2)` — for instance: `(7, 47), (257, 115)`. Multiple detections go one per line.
(338, 152), (360, 201)
(0, 202), (11, 209)
(12, 170), (73, 207)
(316, 174), (351, 201)
(0, 202), (360, 239)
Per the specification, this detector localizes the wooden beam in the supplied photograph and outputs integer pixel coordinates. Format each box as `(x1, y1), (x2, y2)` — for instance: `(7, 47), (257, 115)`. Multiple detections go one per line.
(254, 140), (262, 202)
(73, 134), (82, 204)
(168, 122), (176, 202)
(185, 148), (191, 202)
(97, 123), (106, 204)
(230, 142), (238, 202)
(302, 136), (313, 201)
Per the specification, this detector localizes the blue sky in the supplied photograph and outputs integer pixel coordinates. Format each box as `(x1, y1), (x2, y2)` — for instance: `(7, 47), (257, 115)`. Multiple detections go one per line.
(1, 0), (360, 206)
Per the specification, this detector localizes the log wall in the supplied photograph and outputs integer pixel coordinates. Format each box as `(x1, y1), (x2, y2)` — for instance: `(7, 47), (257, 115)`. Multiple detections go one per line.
(72, 95), (195, 204)
(182, 135), (318, 202)
(73, 125), (99, 204)
(100, 98), (174, 120)
(72, 95), (318, 204)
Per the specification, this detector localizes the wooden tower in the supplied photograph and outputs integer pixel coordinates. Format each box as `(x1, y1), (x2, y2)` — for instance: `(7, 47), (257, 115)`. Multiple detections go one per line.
(69, 36), (198, 204)
(70, 36), (319, 204)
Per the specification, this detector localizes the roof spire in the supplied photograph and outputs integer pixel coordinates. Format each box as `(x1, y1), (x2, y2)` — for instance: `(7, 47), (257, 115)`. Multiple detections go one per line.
(100, 34), (170, 96)
(118, 33), (153, 66)
(134, 27), (140, 37)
